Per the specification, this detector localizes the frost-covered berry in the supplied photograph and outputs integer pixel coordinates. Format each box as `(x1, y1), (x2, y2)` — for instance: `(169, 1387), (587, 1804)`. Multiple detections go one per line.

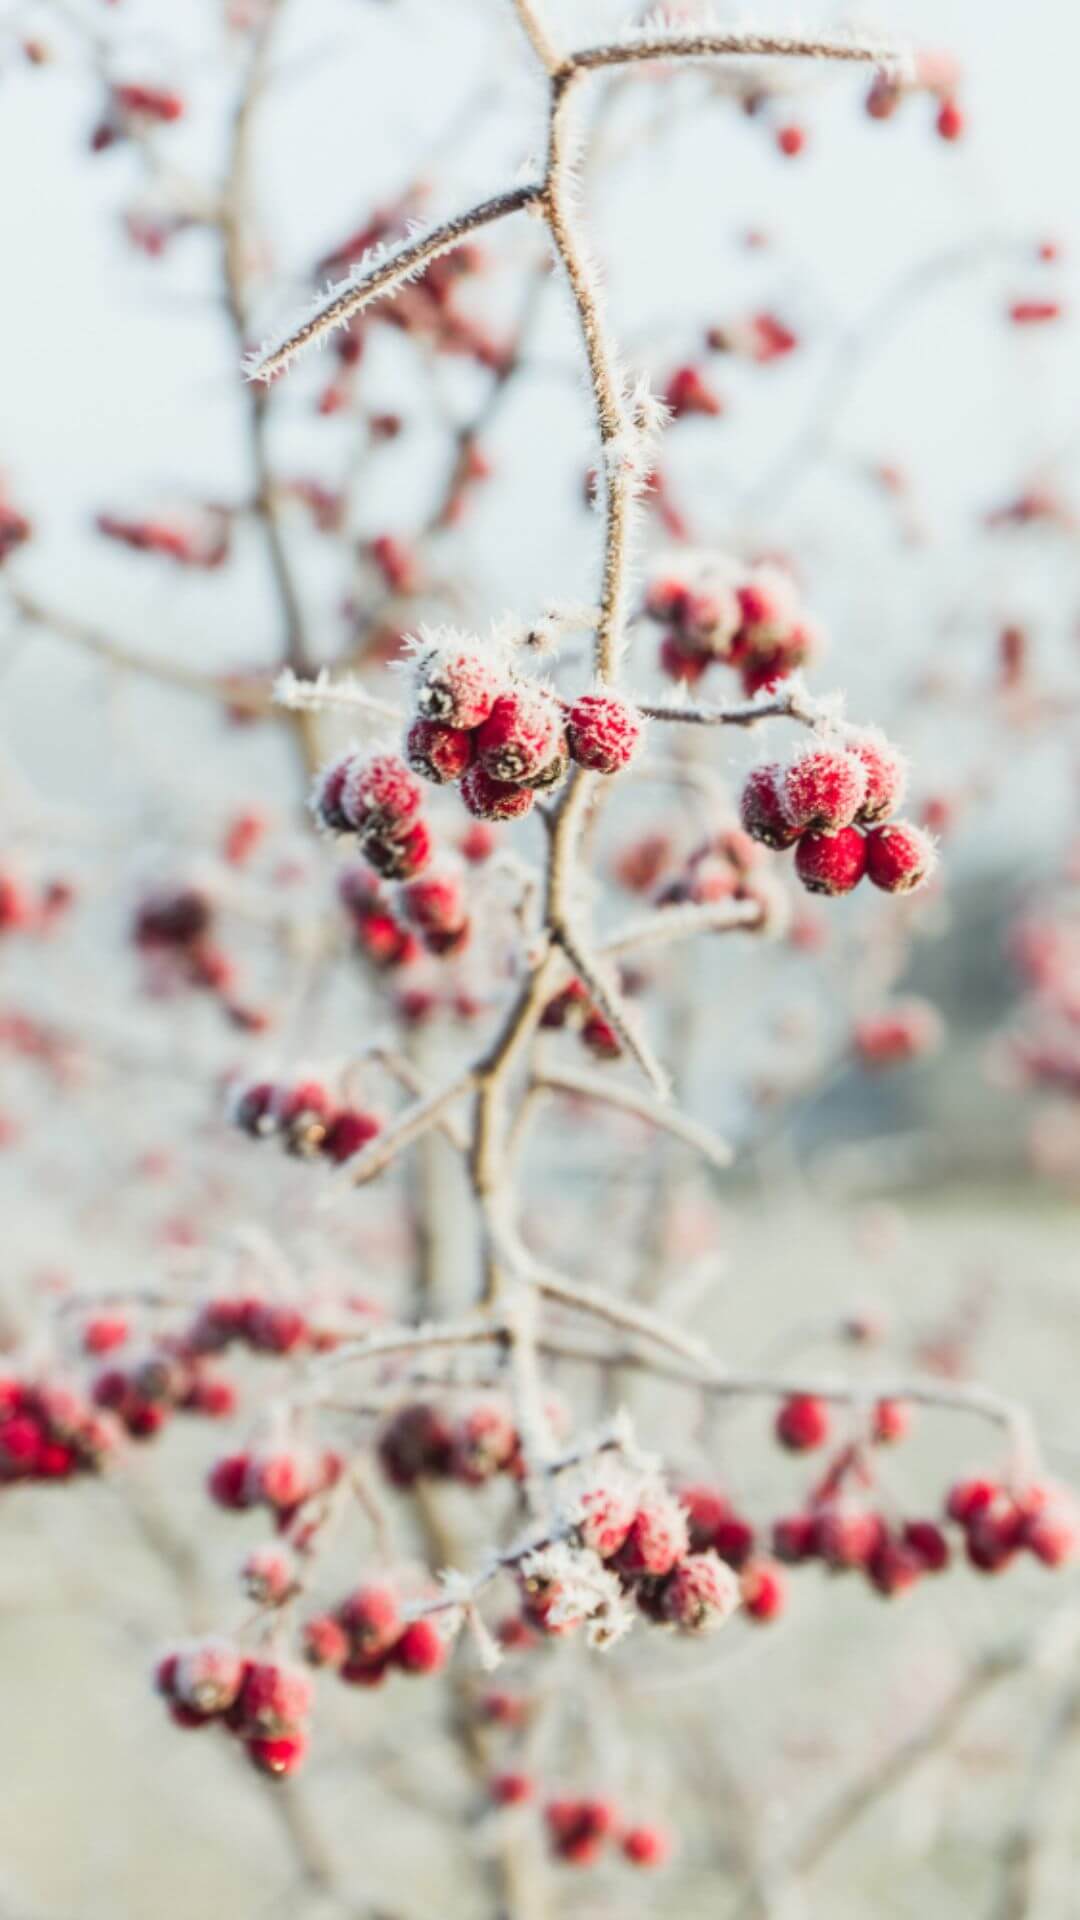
(414, 641), (507, 729)
(256, 1449), (311, 1511)
(775, 1393), (830, 1452)
(566, 694), (643, 775)
(867, 1534), (924, 1597)
(362, 816), (432, 881)
(660, 1551), (740, 1631)
(343, 753), (424, 841)
(402, 869), (467, 937)
(614, 1487), (690, 1579)
(242, 1545), (296, 1606)
(781, 746), (867, 834)
(795, 827), (867, 897)
(232, 1660), (313, 1738)
(339, 1582), (402, 1657)
(172, 1638), (246, 1715)
(393, 1618), (446, 1674)
(847, 729), (907, 825)
(404, 716), (474, 785)
(311, 749), (357, 833)
(576, 1479), (636, 1560)
(740, 765), (800, 850)
(475, 686), (563, 784)
(450, 1399), (517, 1485)
(460, 764), (535, 823)
(864, 822), (936, 894)
(302, 1614), (349, 1669)
(812, 1503), (885, 1570)
(621, 1824), (672, 1868)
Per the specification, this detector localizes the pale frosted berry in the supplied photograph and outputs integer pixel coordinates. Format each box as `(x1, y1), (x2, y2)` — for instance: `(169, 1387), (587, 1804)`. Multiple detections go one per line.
(795, 827), (867, 897)
(172, 1638), (246, 1716)
(414, 642), (507, 729)
(256, 1449), (311, 1511)
(1020, 1488), (1079, 1567)
(450, 1399), (517, 1484)
(242, 1545), (296, 1606)
(460, 764), (534, 823)
(781, 746), (867, 834)
(812, 1504), (885, 1570)
(621, 1824), (671, 1868)
(576, 1480), (636, 1560)
(740, 1559), (787, 1622)
(402, 869), (467, 937)
(232, 1660), (313, 1738)
(566, 694), (643, 775)
(740, 765), (800, 850)
(864, 822), (936, 894)
(660, 1551), (740, 1631)
(405, 716), (474, 784)
(775, 1393), (830, 1451)
(339, 1582), (402, 1656)
(614, 1487), (690, 1579)
(302, 1614), (349, 1669)
(847, 730), (907, 825)
(393, 1617), (446, 1673)
(475, 687), (563, 784)
(344, 753), (424, 841)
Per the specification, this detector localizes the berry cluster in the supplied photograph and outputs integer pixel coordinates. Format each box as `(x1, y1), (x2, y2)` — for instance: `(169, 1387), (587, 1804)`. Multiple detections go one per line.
(155, 1644), (312, 1778)
(378, 1395), (525, 1489)
(740, 734), (936, 898)
(402, 634), (642, 824)
(92, 1348), (235, 1440)
(314, 749), (432, 880)
(301, 1581), (446, 1685)
(540, 978), (622, 1062)
(208, 1444), (343, 1529)
(655, 826), (766, 910)
(543, 1797), (670, 1870)
(231, 1077), (381, 1165)
(946, 1477), (1078, 1572)
(133, 885), (259, 1027)
(0, 1378), (114, 1486)
(337, 866), (420, 971)
(644, 556), (820, 695)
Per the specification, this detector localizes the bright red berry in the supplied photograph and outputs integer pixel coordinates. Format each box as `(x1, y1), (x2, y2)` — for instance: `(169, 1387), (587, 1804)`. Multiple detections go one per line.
(460, 764), (535, 823)
(864, 822), (936, 894)
(740, 765), (800, 850)
(781, 746), (867, 834)
(795, 827), (868, 897)
(775, 1393), (830, 1452)
(566, 693), (643, 775)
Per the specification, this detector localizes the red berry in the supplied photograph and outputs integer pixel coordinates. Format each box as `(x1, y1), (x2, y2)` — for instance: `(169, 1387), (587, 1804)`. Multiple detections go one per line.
(576, 1480), (637, 1560)
(460, 764), (535, 823)
(740, 765), (800, 850)
(660, 1551), (740, 1631)
(343, 753), (424, 841)
(208, 1452), (256, 1510)
(613, 1488), (690, 1579)
(362, 816), (432, 881)
(232, 1660), (313, 1738)
(847, 730), (908, 825)
(775, 1393), (830, 1452)
(867, 1534), (924, 1597)
(621, 1824), (671, 1868)
(339, 1583), (402, 1657)
(772, 1513), (818, 1563)
(946, 1478), (999, 1526)
(872, 1398), (911, 1444)
(392, 1617), (446, 1674)
(475, 687), (564, 784)
(781, 746), (867, 834)
(404, 716), (474, 785)
(450, 1399), (517, 1485)
(776, 124), (806, 157)
(491, 1771), (534, 1807)
(795, 827), (867, 897)
(247, 1732), (308, 1777)
(172, 1638), (246, 1716)
(936, 97), (964, 142)
(301, 1615), (349, 1669)
(566, 694), (643, 775)
(414, 641), (507, 729)
(664, 365), (723, 419)
(740, 1559), (787, 1622)
(321, 1109), (380, 1163)
(864, 822), (936, 894)
(902, 1520), (950, 1573)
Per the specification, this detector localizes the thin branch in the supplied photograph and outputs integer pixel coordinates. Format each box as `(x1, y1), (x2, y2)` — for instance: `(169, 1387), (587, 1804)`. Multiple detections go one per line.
(563, 30), (908, 78)
(246, 186), (543, 383)
(638, 685), (826, 729)
(600, 896), (766, 959)
(533, 1064), (733, 1168)
(509, 0), (561, 75)
(555, 919), (670, 1097)
(345, 1070), (478, 1185)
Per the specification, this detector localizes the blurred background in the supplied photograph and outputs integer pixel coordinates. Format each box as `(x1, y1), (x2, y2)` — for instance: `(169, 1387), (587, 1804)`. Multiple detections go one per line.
(2, 1), (1080, 1915)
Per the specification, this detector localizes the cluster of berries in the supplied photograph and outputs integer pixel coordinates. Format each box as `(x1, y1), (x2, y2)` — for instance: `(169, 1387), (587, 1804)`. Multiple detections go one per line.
(864, 52), (964, 142)
(378, 1395), (528, 1489)
(155, 1644), (312, 1778)
(644, 556), (820, 695)
(772, 1390), (910, 1453)
(521, 1478), (741, 1639)
(403, 634), (643, 822)
(92, 1346), (235, 1440)
(337, 866), (419, 971)
(230, 1076), (381, 1165)
(740, 734), (936, 898)
(679, 1484), (786, 1621)
(771, 1500), (953, 1597)
(0, 1378), (114, 1486)
(208, 1444), (343, 1529)
(314, 750), (433, 880)
(301, 1580), (446, 1686)
(853, 998), (945, 1069)
(539, 1796), (670, 1870)
(655, 826), (766, 911)
(945, 1476), (1079, 1572)
(133, 885), (260, 1027)
(540, 979), (622, 1062)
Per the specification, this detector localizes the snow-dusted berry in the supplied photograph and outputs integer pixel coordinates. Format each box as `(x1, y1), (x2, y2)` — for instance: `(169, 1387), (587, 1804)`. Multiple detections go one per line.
(363, 817), (432, 881)
(864, 822), (936, 894)
(740, 764), (801, 850)
(404, 716), (474, 785)
(475, 686), (564, 784)
(450, 1399), (517, 1485)
(781, 746), (868, 835)
(660, 1551), (740, 1631)
(339, 1582), (402, 1657)
(172, 1638), (246, 1716)
(460, 764), (535, 823)
(414, 641), (507, 729)
(311, 749), (357, 833)
(614, 1487), (690, 1579)
(343, 753), (424, 842)
(566, 694), (643, 775)
(393, 1617), (446, 1674)
(795, 827), (867, 897)
(232, 1660), (313, 1738)
(576, 1478), (636, 1561)
(848, 729), (907, 825)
